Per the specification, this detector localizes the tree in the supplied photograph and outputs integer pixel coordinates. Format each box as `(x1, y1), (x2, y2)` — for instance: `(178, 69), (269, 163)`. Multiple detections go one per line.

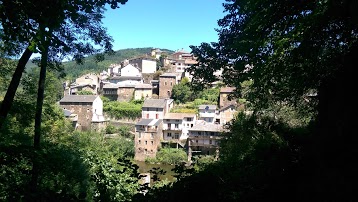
(0, 0), (128, 128)
(188, 0), (358, 200)
(1, 0), (129, 197)
(171, 77), (192, 103)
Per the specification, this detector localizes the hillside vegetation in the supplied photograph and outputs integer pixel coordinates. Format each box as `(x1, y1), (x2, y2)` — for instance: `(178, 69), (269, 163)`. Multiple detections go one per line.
(25, 47), (173, 79)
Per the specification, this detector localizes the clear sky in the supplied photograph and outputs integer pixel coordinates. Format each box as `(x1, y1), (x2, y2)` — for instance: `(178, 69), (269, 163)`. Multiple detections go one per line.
(102, 0), (226, 52)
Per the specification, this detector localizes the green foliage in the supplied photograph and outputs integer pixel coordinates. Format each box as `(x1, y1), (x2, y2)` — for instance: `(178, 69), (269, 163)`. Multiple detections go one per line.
(197, 87), (219, 103)
(171, 78), (192, 104)
(0, 103), (140, 200)
(63, 48), (173, 78)
(191, 155), (216, 171)
(0, 58), (16, 95)
(104, 100), (142, 120)
(146, 148), (187, 165)
(105, 124), (117, 134)
(170, 108), (197, 114)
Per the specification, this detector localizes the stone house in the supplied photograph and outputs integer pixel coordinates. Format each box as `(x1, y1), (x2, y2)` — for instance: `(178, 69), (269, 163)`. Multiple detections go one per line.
(134, 83), (152, 100)
(59, 95), (105, 130)
(162, 113), (197, 147)
(159, 73), (181, 99)
(134, 119), (163, 161)
(118, 85), (135, 101)
(68, 73), (100, 95)
(141, 99), (174, 119)
(219, 87), (236, 108)
(102, 83), (120, 101)
(218, 103), (237, 125)
(187, 121), (223, 161)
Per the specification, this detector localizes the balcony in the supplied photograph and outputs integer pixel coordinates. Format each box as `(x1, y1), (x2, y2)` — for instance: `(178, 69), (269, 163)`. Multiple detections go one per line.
(189, 142), (219, 148)
(188, 135), (221, 140)
(162, 127), (182, 131)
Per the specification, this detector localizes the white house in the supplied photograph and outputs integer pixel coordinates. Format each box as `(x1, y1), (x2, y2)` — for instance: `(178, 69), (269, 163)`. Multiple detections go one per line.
(129, 57), (157, 73)
(141, 99), (174, 119)
(120, 64), (141, 77)
(162, 113), (197, 143)
(198, 105), (218, 124)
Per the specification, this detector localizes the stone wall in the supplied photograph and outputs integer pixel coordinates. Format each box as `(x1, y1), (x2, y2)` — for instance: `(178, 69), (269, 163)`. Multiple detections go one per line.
(60, 103), (93, 130)
(159, 77), (175, 99)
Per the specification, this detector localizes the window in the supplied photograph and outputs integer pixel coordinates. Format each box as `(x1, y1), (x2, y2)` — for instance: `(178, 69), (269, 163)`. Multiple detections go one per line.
(191, 124), (193, 127)
(187, 118), (192, 121)
(151, 141), (154, 145)
(168, 123), (171, 128)
(211, 132), (214, 136)
(145, 141), (147, 145)
(167, 91), (171, 97)
(175, 120), (180, 122)
(198, 132), (201, 135)
(150, 133), (154, 139)
(195, 140), (198, 143)
(138, 140), (141, 144)
(165, 82), (167, 86)
(145, 149), (147, 154)
(146, 114), (149, 119)
(167, 133), (172, 137)
(138, 133), (141, 138)
(209, 140), (212, 144)
(170, 81), (173, 86)
(175, 133), (179, 139)
(175, 124), (179, 128)
(156, 114), (159, 119)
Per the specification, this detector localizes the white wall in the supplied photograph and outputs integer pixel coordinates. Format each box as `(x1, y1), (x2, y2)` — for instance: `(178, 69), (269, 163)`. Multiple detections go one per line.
(142, 108), (164, 119)
(121, 64), (141, 77)
(142, 60), (156, 73)
(92, 97), (105, 122)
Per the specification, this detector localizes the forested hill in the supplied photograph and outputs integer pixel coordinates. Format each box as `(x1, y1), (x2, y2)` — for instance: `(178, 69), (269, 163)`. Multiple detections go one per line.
(26, 47), (173, 79)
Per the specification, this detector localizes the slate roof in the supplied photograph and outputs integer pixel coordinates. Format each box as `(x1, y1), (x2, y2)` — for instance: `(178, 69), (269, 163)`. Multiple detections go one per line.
(189, 122), (223, 132)
(103, 83), (120, 89)
(198, 105), (217, 110)
(164, 113), (196, 120)
(142, 99), (167, 108)
(160, 73), (179, 78)
(220, 87), (236, 93)
(136, 119), (162, 126)
(110, 76), (142, 80)
(219, 102), (237, 111)
(135, 84), (152, 89)
(59, 95), (98, 103)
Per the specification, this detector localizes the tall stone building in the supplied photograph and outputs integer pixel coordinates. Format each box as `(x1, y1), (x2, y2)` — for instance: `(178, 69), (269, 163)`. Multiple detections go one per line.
(59, 95), (105, 130)
(159, 73), (181, 99)
(219, 87), (236, 108)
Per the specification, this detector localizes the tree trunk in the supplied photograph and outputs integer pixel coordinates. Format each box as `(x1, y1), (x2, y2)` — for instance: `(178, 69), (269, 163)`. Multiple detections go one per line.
(0, 48), (33, 128)
(33, 42), (49, 149)
(29, 30), (50, 198)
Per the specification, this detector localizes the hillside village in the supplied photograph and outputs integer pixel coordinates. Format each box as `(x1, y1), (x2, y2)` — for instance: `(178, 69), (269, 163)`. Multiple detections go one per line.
(59, 48), (240, 162)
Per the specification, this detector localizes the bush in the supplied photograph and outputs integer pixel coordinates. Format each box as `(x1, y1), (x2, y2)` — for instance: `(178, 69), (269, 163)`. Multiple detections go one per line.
(105, 124), (116, 134)
(146, 148), (187, 165)
(103, 101), (142, 120)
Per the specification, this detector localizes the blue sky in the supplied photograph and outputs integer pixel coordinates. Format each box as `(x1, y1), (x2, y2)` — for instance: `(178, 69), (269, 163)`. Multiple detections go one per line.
(102, 0), (226, 52)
